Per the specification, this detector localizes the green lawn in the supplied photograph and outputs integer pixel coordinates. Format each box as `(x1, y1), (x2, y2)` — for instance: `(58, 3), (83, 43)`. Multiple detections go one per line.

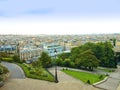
(17, 63), (55, 82)
(62, 69), (106, 84)
(1, 58), (13, 62)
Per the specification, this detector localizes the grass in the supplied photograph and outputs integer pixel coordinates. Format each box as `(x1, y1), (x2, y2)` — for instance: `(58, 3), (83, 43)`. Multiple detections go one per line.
(97, 67), (115, 72)
(1, 58), (13, 63)
(17, 63), (55, 82)
(62, 69), (106, 84)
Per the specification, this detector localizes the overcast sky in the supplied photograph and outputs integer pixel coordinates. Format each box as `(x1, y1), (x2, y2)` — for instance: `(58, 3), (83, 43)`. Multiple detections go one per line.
(0, 0), (120, 35)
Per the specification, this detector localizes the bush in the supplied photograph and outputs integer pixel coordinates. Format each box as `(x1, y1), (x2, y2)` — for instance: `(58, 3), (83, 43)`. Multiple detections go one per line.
(27, 67), (31, 70)
(29, 70), (35, 74)
(0, 68), (3, 74)
(87, 80), (91, 84)
(32, 61), (41, 68)
(63, 59), (71, 67)
(99, 75), (103, 79)
(42, 73), (48, 77)
(69, 61), (75, 68)
(12, 55), (21, 63)
(0, 65), (9, 74)
(56, 59), (62, 66)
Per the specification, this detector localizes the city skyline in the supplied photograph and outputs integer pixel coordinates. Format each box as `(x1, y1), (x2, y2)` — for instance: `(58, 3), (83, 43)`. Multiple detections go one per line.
(0, 0), (120, 35)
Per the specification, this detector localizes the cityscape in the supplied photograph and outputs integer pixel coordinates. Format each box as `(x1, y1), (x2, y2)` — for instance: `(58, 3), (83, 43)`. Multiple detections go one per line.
(1, 0), (120, 90)
(0, 34), (120, 90)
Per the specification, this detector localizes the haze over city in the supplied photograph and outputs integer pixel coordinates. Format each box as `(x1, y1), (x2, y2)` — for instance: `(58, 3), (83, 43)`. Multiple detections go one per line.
(0, 0), (120, 35)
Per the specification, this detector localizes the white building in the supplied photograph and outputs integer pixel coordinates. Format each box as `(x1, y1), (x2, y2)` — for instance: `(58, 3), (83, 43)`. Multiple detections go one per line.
(43, 43), (64, 57)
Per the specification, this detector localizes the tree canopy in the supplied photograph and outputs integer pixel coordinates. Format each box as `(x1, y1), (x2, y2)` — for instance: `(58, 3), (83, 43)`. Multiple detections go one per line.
(71, 41), (117, 68)
(39, 52), (52, 68)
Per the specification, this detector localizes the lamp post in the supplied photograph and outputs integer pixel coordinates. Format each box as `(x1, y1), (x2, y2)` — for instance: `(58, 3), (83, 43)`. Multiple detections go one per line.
(54, 48), (58, 83)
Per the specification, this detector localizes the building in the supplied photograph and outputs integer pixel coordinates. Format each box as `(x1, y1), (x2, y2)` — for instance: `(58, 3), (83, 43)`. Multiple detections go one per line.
(43, 43), (64, 57)
(0, 45), (16, 53)
(20, 45), (41, 62)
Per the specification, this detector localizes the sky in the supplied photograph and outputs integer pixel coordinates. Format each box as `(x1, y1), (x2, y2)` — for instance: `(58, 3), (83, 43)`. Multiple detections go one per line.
(0, 0), (120, 35)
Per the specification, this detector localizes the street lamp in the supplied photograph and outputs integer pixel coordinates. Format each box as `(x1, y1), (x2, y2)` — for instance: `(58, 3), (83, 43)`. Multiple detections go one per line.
(54, 48), (59, 83)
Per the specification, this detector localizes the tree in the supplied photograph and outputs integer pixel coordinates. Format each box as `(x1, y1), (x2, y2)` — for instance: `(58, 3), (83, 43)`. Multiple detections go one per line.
(58, 52), (70, 61)
(75, 49), (99, 71)
(110, 38), (116, 47)
(39, 52), (52, 68)
(56, 58), (62, 66)
(12, 55), (21, 63)
(63, 59), (71, 67)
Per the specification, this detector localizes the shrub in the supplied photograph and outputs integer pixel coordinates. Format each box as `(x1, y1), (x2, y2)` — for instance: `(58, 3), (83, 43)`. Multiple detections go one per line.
(105, 73), (109, 76)
(0, 68), (3, 74)
(69, 61), (75, 68)
(56, 59), (62, 66)
(63, 59), (71, 67)
(29, 70), (35, 74)
(12, 55), (21, 63)
(32, 61), (41, 68)
(99, 75), (103, 79)
(87, 80), (91, 84)
(0, 65), (9, 74)
(42, 73), (48, 77)
(34, 68), (42, 76)
(27, 67), (31, 70)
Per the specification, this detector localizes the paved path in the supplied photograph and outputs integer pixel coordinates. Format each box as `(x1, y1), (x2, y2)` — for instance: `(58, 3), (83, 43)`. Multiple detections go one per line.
(1, 78), (99, 90)
(1, 63), (99, 90)
(1, 62), (25, 79)
(95, 66), (120, 90)
(48, 67), (99, 90)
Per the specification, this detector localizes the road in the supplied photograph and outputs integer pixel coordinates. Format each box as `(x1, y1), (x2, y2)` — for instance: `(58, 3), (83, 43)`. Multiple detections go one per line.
(1, 62), (25, 79)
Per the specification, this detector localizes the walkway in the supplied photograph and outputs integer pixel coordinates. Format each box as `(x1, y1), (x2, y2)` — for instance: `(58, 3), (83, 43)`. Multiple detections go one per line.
(95, 66), (120, 90)
(48, 67), (99, 90)
(1, 65), (99, 90)
(1, 62), (25, 79)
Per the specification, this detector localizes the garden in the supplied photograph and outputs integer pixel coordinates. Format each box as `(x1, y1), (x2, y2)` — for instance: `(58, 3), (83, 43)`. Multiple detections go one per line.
(17, 63), (55, 82)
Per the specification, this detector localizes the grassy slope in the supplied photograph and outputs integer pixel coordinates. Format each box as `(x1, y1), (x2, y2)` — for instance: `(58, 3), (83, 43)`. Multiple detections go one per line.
(18, 63), (55, 82)
(62, 69), (106, 84)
